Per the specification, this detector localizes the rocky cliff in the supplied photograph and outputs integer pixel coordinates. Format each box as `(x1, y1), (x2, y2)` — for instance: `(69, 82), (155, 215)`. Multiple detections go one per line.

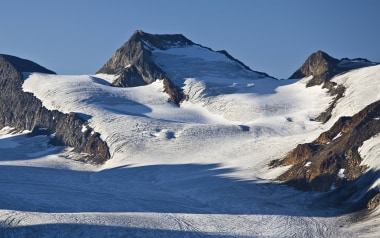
(0, 54), (110, 163)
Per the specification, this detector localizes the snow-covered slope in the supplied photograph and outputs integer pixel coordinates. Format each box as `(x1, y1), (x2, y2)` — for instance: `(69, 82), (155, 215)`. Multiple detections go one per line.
(22, 70), (331, 170)
(2, 39), (380, 236)
(4, 74), (344, 237)
(331, 65), (380, 121)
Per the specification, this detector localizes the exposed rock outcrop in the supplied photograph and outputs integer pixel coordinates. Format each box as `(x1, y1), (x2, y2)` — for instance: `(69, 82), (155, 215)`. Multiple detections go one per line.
(0, 54), (110, 163)
(366, 190), (380, 209)
(273, 100), (380, 192)
(97, 30), (188, 104)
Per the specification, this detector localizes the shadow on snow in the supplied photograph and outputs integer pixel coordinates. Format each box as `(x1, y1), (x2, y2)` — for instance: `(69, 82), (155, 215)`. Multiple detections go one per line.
(0, 223), (236, 238)
(0, 134), (65, 161)
(0, 160), (368, 217)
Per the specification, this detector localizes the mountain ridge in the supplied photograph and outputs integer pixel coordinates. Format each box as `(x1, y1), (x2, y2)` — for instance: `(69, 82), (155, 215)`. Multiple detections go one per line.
(0, 54), (110, 163)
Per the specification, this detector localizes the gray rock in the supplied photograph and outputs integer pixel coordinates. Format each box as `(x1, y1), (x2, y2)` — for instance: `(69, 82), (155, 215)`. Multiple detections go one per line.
(0, 54), (110, 164)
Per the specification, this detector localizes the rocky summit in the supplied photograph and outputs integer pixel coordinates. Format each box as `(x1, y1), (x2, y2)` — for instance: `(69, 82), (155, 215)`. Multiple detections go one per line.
(289, 50), (377, 87)
(97, 30), (269, 105)
(97, 30), (195, 104)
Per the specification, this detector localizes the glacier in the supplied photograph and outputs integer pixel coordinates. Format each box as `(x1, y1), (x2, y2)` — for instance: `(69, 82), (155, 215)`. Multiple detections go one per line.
(1, 41), (380, 237)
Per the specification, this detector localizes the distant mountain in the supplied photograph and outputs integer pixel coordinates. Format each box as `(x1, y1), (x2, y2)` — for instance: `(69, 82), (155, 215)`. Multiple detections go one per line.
(97, 30), (270, 105)
(289, 51), (378, 123)
(0, 54), (110, 163)
(289, 50), (377, 87)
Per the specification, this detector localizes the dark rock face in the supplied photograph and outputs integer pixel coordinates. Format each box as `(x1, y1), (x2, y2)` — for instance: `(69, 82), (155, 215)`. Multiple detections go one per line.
(290, 51), (339, 87)
(273, 100), (380, 192)
(97, 30), (187, 104)
(0, 55), (110, 164)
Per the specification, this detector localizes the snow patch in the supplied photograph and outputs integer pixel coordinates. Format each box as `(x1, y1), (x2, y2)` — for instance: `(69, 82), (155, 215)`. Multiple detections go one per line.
(330, 65), (380, 124)
(359, 133), (380, 170)
(338, 168), (345, 179)
(332, 132), (342, 140)
(81, 125), (88, 133)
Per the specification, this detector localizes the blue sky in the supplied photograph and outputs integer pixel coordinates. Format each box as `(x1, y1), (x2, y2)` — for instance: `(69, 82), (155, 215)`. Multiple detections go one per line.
(1, 0), (379, 78)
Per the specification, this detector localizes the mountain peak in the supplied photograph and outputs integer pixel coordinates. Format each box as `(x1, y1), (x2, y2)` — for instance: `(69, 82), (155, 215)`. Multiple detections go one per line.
(129, 30), (194, 50)
(97, 30), (189, 104)
(289, 50), (339, 85)
(97, 30), (271, 105)
(97, 30), (195, 78)
(289, 50), (377, 87)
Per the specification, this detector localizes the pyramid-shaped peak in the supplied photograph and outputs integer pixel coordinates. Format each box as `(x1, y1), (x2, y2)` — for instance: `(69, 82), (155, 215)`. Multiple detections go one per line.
(308, 50), (339, 64)
(289, 50), (339, 80)
(130, 30), (195, 50)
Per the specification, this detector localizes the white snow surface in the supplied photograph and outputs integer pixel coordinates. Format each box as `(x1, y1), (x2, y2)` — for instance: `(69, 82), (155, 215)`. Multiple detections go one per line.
(330, 65), (380, 123)
(1, 50), (379, 236)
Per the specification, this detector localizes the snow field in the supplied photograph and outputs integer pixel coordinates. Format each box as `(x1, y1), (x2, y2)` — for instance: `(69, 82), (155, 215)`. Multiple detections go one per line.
(4, 47), (379, 237)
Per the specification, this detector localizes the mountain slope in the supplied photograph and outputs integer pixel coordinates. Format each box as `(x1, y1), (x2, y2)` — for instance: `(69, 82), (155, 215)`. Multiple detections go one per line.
(275, 99), (380, 192)
(97, 30), (270, 105)
(273, 55), (380, 206)
(0, 54), (110, 163)
(1, 31), (380, 237)
(289, 51), (378, 123)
